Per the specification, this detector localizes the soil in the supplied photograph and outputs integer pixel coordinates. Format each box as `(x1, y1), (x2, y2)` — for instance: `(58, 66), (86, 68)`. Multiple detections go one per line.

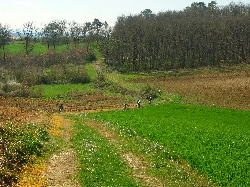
(130, 69), (250, 110)
(44, 115), (80, 187)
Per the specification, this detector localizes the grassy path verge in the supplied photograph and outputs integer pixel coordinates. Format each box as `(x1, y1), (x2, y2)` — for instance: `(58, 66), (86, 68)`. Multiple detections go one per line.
(70, 114), (140, 186)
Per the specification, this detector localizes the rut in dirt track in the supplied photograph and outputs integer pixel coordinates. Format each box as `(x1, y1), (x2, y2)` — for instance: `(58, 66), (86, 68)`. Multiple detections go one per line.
(45, 115), (80, 187)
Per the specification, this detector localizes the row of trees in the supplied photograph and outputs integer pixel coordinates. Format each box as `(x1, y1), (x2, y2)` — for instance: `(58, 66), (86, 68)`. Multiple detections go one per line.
(0, 18), (112, 59)
(100, 1), (250, 71)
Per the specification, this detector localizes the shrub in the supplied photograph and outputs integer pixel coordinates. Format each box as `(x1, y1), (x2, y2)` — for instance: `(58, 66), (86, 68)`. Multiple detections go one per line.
(0, 123), (49, 186)
(92, 73), (109, 88)
(86, 52), (97, 62)
(38, 64), (90, 84)
(1, 46), (93, 87)
(140, 84), (158, 99)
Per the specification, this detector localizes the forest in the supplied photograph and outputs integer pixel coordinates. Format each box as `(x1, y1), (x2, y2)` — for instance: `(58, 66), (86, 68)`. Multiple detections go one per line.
(108, 1), (250, 71)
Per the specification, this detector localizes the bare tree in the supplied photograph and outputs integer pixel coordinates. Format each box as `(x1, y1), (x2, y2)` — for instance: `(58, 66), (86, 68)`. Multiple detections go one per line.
(81, 22), (92, 52)
(68, 21), (82, 47)
(103, 2), (250, 72)
(0, 24), (11, 62)
(17, 22), (39, 55)
(43, 20), (66, 50)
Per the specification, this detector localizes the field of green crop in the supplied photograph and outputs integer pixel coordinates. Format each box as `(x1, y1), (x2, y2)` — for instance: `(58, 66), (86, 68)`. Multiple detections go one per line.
(4, 43), (70, 55)
(32, 83), (93, 99)
(88, 103), (250, 186)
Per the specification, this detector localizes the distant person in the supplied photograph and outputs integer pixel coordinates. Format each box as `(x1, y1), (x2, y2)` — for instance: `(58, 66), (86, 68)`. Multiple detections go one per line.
(124, 103), (128, 110)
(58, 104), (63, 114)
(136, 100), (141, 108)
(148, 96), (152, 104)
(158, 89), (162, 95)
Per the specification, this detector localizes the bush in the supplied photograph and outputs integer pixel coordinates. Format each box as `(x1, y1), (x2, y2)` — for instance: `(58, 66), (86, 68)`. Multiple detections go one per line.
(86, 52), (97, 62)
(140, 85), (158, 99)
(92, 73), (109, 88)
(1, 46), (93, 86)
(38, 64), (90, 84)
(0, 123), (49, 186)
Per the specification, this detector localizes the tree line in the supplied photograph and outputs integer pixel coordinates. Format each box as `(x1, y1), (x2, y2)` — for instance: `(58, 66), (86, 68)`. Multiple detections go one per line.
(0, 18), (111, 58)
(101, 1), (250, 71)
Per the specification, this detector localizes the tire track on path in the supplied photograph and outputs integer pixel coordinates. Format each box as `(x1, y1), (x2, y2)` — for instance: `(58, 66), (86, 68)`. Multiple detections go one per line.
(45, 115), (80, 187)
(82, 119), (165, 187)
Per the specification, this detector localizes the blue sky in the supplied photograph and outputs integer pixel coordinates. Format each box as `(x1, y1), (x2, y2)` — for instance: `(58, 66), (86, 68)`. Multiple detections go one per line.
(1, 0), (249, 28)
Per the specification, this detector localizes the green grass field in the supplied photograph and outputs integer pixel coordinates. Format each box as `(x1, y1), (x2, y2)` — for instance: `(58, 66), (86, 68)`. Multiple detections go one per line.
(87, 103), (250, 186)
(32, 83), (93, 99)
(4, 42), (70, 55)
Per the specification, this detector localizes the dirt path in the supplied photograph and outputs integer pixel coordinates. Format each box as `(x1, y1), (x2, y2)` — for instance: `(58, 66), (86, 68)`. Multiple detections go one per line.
(44, 113), (165, 187)
(35, 112), (162, 187)
(16, 114), (81, 187)
(47, 112), (168, 187)
(45, 115), (80, 187)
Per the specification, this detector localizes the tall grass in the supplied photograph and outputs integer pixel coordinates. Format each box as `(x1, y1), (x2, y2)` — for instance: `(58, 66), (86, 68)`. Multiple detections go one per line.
(89, 103), (250, 186)
(85, 63), (98, 81)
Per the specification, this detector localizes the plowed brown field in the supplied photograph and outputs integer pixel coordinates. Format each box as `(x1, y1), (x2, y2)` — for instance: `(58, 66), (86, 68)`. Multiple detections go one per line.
(130, 70), (250, 110)
(1, 69), (250, 127)
(0, 92), (131, 125)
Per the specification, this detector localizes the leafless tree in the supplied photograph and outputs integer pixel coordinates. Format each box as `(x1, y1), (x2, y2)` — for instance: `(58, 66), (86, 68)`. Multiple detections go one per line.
(43, 20), (66, 50)
(17, 22), (39, 55)
(0, 24), (11, 62)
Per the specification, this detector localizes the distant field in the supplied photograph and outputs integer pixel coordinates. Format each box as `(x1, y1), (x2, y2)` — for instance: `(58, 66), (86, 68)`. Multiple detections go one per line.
(90, 103), (250, 186)
(4, 42), (69, 55)
(32, 83), (93, 99)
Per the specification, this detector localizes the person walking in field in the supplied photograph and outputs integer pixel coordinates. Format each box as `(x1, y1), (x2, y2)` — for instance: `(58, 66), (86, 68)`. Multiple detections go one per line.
(124, 103), (128, 110)
(158, 89), (162, 95)
(148, 96), (152, 104)
(58, 104), (63, 114)
(136, 100), (141, 108)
